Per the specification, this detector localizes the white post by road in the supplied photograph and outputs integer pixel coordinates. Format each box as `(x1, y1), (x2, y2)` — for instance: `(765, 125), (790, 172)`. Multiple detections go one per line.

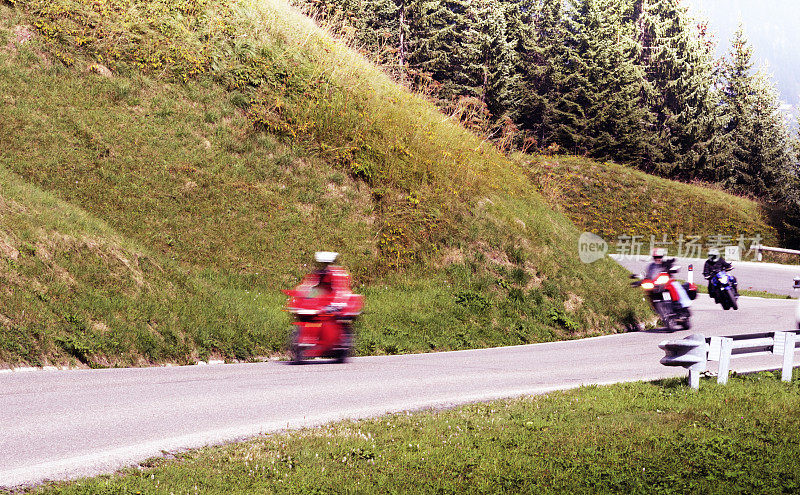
(782, 332), (797, 382)
(717, 337), (733, 385)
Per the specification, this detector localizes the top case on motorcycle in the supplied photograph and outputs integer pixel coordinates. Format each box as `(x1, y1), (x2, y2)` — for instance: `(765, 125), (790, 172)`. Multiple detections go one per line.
(682, 282), (698, 300)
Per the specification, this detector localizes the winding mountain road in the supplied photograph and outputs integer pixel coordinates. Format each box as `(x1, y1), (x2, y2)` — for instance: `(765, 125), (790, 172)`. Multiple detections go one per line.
(612, 255), (800, 296)
(1, 293), (798, 488)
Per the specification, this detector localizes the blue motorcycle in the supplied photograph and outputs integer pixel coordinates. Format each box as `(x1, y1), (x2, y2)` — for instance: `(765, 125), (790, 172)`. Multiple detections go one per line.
(709, 269), (738, 310)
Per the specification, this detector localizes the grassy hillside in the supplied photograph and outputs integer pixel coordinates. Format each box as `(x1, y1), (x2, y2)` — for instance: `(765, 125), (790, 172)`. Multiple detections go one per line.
(0, 166), (288, 367)
(0, 0), (655, 367)
(0, 0), (780, 369)
(524, 155), (778, 249)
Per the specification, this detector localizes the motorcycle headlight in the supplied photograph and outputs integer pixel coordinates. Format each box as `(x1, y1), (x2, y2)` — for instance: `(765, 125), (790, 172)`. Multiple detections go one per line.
(718, 275), (729, 284)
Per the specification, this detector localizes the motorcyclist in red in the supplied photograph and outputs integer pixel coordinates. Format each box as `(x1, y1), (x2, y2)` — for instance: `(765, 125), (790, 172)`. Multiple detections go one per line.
(296, 251), (355, 331)
(645, 248), (692, 313)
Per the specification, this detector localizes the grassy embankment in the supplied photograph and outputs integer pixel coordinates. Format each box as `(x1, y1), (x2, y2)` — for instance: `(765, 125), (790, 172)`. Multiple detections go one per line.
(524, 155), (778, 249)
(17, 371), (800, 494)
(0, 0), (778, 368)
(0, 0), (654, 367)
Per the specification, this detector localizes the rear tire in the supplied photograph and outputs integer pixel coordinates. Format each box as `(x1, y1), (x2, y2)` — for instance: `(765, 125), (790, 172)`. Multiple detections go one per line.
(289, 329), (305, 364)
(656, 302), (677, 332)
(334, 330), (353, 364)
(661, 309), (677, 332)
(727, 288), (739, 310)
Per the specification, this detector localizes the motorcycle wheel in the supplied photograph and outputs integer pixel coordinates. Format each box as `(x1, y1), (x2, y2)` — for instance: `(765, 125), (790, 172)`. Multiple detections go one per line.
(727, 288), (739, 310)
(334, 330), (353, 364)
(289, 329), (306, 364)
(661, 308), (677, 332)
(654, 302), (675, 332)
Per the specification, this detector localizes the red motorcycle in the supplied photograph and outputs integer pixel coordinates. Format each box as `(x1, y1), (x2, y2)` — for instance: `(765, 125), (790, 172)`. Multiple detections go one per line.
(631, 259), (697, 332)
(283, 287), (363, 364)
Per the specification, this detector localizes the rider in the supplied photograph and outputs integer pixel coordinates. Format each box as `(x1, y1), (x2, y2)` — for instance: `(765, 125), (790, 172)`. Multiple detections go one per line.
(703, 248), (737, 297)
(645, 248), (692, 312)
(297, 251), (355, 328)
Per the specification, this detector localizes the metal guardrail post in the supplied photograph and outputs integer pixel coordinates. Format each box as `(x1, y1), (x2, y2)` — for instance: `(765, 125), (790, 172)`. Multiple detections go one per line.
(717, 337), (734, 385)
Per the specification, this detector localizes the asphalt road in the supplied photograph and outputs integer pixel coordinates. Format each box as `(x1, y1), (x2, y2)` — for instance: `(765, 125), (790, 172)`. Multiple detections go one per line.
(1, 295), (798, 488)
(612, 255), (800, 296)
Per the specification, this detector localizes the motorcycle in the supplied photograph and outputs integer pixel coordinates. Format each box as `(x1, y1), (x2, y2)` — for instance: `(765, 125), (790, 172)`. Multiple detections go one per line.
(283, 288), (363, 364)
(708, 268), (738, 310)
(631, 260), (697, 332)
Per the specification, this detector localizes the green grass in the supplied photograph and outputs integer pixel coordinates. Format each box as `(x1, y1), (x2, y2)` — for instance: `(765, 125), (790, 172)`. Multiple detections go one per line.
(19, 370), (800, 494)
(0, 165), (290, 367)
(524, 155), (778, 246)
(0, 0), (655, 366)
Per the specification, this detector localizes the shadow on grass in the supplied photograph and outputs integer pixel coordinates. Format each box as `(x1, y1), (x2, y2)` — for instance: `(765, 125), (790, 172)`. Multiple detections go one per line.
(651, 376), (688, 389)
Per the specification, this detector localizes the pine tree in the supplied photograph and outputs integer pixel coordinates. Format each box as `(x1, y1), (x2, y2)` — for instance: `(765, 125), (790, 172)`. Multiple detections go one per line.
(712, 26), (795, 198)
(533, 0), (652, 159)
(629, 0), (717, 177)
(511, 0), (568, 149)
(583, 0), (653, 162)
(747, 70), (795, 194)
(471, 0), (518, 118)
(543, 0), (594, 153)
(360, 0), (404, 69)
(406, 0), (481, 101)
(296, 0), (409, 74)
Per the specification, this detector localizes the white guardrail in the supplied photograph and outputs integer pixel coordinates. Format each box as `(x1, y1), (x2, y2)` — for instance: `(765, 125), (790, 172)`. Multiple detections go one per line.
(660, 331), (800, 389)
(754, 245), (800, 261)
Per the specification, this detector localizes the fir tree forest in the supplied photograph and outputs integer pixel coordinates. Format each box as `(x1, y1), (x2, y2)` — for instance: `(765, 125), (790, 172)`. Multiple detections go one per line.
(300, 0), (800, 246)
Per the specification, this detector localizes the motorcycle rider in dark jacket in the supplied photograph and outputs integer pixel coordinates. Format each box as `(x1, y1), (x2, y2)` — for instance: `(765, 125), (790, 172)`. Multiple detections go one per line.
(703, 249), (737, 297)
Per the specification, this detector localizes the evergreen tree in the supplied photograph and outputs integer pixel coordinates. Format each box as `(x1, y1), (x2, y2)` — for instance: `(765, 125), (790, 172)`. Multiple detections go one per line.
(360, 0), (404, 69)
(535, 0), (652, 159)
(747, 69), (795, 194)
(629, 0), (717, 177)
(406, 0), (481, 100)
(297, 0), (407, 71)
(543, 0), (593, 153)
(712, 26), (795, 197)
(511, 0), (569, 148)
(472, 0), (518, 117)
(583, 0), (653, 162)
